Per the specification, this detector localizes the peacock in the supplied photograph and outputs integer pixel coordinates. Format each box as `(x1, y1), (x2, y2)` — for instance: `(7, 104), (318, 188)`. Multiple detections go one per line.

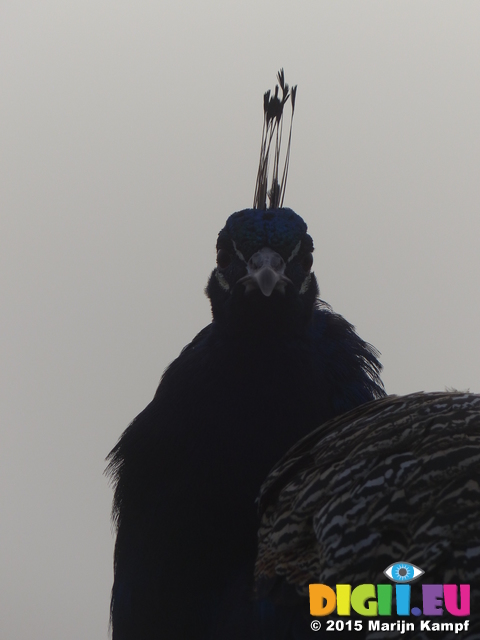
(107, 71), (385, 639)
(107, 71), (480, 639)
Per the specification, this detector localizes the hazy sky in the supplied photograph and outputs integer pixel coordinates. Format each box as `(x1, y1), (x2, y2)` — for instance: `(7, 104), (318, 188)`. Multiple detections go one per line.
(1, 2), (479, 638)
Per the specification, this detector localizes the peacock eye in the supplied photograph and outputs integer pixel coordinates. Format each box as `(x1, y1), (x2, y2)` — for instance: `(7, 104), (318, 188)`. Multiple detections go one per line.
(301, 253), (313, 272)
(216, 249), (232, 269)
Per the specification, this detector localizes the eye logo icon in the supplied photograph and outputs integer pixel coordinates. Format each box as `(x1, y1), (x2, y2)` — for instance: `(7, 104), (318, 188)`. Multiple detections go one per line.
(384, 562), (424, 583)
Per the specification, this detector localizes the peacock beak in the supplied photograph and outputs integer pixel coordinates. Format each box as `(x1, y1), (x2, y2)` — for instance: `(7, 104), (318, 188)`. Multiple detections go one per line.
(238, 247), (292, 297)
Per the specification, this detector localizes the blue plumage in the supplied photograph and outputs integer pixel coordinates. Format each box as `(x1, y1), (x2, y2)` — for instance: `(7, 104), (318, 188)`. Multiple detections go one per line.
(223, 209), (307, 262)
(107, 208), (385, 639)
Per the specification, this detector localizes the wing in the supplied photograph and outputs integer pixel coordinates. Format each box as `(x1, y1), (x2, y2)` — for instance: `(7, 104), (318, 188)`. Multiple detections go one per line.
(255, 392), (480, 635)
(106, 324), (228, 639)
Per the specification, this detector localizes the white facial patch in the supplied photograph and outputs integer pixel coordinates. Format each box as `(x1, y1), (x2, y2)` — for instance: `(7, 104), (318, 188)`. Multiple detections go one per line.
(215, 271), (230, 291)
(299, 273), (311, 295)
(232, 240), (247, 264)
(286, 240), (301, 263)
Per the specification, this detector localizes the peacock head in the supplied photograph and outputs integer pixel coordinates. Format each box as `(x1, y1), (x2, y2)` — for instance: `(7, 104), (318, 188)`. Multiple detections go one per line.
(206, 208), (319, 333)
(206, 71), (317, 332)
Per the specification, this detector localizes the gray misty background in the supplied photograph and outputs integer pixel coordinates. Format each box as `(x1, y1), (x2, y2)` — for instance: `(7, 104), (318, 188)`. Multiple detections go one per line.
(1, 2), (479, 638)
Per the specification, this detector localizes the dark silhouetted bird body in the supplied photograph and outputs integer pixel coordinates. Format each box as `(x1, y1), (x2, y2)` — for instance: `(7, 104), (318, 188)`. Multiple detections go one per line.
(107, 208), (385, 639)
(256, 391), (480, 639)
(109, 72), (480, 639)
